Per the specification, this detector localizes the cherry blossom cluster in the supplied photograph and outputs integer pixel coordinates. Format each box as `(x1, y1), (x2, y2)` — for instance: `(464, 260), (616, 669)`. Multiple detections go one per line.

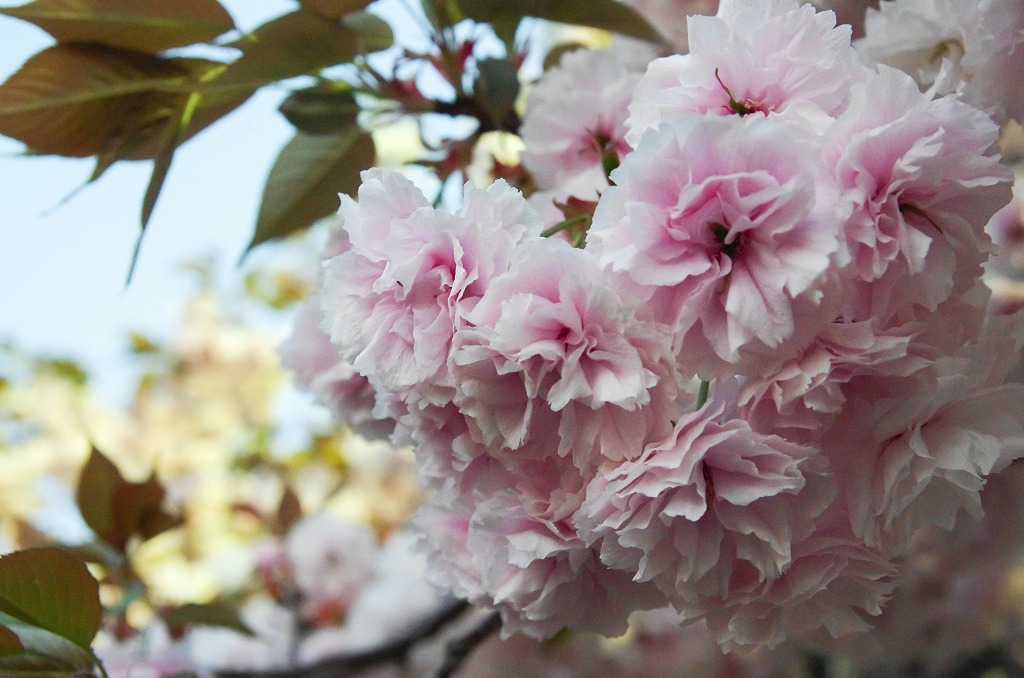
(285, 0), (1024, 651)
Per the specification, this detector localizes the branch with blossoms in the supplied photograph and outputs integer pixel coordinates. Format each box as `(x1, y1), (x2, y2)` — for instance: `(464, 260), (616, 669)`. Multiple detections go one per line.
(6, 0), (1024, 676)
(282, 0), (1024, 664)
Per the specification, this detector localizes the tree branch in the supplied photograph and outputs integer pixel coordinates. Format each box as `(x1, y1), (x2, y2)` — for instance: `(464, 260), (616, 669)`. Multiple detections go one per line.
(427, 610), (502, 678)
(216, 597), (470, 678)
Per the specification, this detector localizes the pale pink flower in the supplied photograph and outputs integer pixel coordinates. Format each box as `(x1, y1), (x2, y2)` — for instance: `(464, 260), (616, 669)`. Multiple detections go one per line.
(575, 403), (832, 614)
(739, 319), (928, 444)
(452, 238), (682, 470)
(588, 114), (844, 379)
(687, 529), (897, 649)
(857, 0), (1024, 125)
(285, 513), (380, 625)
(279, 295), (394, 441)
(321, 172), (541, 406)
(465, 488), (663, 639)
(520, 49), (643, 197)
(626, 0), (870, 143)
(825, 66), (1011, 292)
(825, 317), (1024, 552)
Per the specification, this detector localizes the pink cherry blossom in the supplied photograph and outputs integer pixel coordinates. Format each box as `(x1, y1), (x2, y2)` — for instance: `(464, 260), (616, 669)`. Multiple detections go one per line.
(279, 295), (395, 441)
(321, 171), (541, 407)
(857, 0), (1024, 125)
(825, 65), (1011, 291)
(588, 114), (844, 379)
(520, 48), (645, 198)
(452, 238), (682, 470)
(575, 403), (833, 615)
(626, 0), (870, 143)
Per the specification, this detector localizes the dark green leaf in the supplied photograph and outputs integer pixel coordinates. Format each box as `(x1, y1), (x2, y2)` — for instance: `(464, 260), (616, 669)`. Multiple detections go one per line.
(342, 11), (394, 53)
(279, 86), (360, 134)
(210, 10), (358, 91)
(163, 601), (253, 637)
(457, 0), (664, 44)
(0, 625), (23, 656)
(0, 548), (102, 651)
(248, 128), (375, 250)
(299, 0), (374, 19)
(0, 44), (194, 157)
(542, 42), (586, 71)
(0, 0), (235, 53)
(474, 58), (519, 121)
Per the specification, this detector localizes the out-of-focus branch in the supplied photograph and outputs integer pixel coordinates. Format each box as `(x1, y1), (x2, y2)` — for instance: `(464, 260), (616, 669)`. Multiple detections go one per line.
(216, 597), (470, 678)
(426, 610), (502, 678)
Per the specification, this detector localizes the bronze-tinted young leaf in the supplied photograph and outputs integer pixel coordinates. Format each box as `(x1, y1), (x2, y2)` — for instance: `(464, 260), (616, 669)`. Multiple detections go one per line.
(0, 0), (235, 53)
(342, 11), (394, 53)
(279, 87), (360, 134)
(76, 446), (122, 544)
(458, 0), (663, 44)
(275, 487), (303, 536)
(77, 447), (181, 550)
(210, 10), (358, 91)
(0, 43), (193, 157)
(248, 128), (375, 250)
(0, 625), (23, 656)
(300, 0), (374, 19)
(163, 601), (254, 637)
(0, 548), (102, 651)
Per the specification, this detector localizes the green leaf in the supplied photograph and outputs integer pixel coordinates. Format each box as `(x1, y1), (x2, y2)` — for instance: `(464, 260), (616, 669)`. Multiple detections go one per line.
(210, 10), (358, 91)
(0, 548), (102, 652)
(163, 601), (253, 637)
(299, 0), (374, 19)
(76, 447), (182, 551)
(248, 128), (375, 250)
(0, 624), (23, 656)
(457, 0), (664, 44)
(0, 0), (235, 53)
(342, 11), (394, 53)
(0, 43), (194, 157)
(279, 86), (360, 134)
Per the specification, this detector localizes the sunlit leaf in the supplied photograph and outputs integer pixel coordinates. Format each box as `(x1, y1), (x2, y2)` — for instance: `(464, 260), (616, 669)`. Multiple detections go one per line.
(163, 602), (253, 637)
(0, 0), (235, 52)
(248, 128), (375, 250)
(0, 548), (102, 651)
(210, 10), (358, 91)
(342, 11), (394, 53)
(0, 44), (193, 157)
(299, 0), (374, 19)
(458, 0), (663, 44)
(279, 86), (360, 134)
